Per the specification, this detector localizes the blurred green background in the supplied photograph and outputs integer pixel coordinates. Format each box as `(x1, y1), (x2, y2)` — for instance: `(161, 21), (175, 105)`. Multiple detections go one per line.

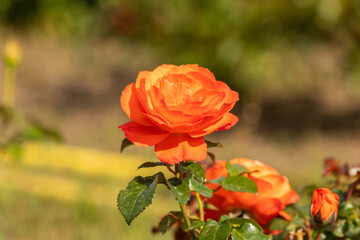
(1, 0), (360, 239)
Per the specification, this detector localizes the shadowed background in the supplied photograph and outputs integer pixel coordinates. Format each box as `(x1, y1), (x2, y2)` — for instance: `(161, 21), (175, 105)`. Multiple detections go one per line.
(0, 0), (360, 239)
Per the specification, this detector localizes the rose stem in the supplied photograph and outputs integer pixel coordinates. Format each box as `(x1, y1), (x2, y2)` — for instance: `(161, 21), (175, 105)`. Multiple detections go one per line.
(175, 164), (196, 239)
(195, 192), (204, 223)
(304, 216), (313, 240)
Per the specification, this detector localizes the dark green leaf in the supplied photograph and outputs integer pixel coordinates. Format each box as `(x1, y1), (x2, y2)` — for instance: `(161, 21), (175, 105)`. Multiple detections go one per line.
(117, 173), (161, 225)
(137, 161), (167, 170)
(167, 177), (191, 205)
(222, 175), (257, 194)
(188, 220), (205, 231)
(226, 162), (248, 176)
(219, 215), (231, 224)
(199, 220), (220, 240)
(227, 218), (262, 232)
(159, 214), (179, 234)
(205, 140), (223, 148)
(216, 221), (232, 240)
(189, 176), (213, 198)
(120, 138), (133, 152)
(169, 211), (184, 220)
(185, 162), (206, 182)
(231, 223), (270, 240)
(199, 220), (231, 240)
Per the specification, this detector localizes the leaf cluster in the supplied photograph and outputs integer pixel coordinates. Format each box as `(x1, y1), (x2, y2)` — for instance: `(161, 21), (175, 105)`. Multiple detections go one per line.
(117, 139), (265, 240)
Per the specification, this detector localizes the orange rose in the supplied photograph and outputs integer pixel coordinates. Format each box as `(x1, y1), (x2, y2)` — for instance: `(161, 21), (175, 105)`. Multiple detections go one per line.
(205, 158), (299, 225)
(311, 188), (339, 225)
(119, 64), (239, 164)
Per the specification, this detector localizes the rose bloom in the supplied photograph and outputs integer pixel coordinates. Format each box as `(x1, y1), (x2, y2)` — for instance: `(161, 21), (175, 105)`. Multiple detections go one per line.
(311, 188), (339, 225)
(119, 64), (239, 164)
(205, 158), (299, 225)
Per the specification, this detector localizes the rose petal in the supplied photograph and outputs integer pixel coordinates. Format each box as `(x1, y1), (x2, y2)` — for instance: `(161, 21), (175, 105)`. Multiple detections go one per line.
(203, 208), (229, 222)
(155, 133), (207, 164)
(278, 210), (292, 221)
(282, 189), (299, 205)
(259, 175), (292, 200)
(119, 121), (170, 147)
(121, 83), (153, 126)
(189, 113), (239, 138)
(251, 198), (285, 225)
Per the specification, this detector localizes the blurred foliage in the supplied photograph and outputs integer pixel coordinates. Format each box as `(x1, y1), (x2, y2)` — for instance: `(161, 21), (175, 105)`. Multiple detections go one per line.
(1, 0), (360, 94)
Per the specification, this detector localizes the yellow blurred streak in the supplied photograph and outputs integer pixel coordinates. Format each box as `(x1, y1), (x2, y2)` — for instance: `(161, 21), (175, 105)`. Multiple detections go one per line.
(2, 142), (157, 179)
(0, 142), (175, 210)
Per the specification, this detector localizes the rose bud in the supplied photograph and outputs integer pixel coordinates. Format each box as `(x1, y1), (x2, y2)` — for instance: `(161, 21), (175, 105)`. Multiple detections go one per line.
(311, 188), (339, 225)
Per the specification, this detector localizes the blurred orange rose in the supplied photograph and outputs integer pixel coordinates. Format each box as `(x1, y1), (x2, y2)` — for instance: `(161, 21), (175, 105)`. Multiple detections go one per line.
(311, 188), (339, 225)
(205, 158), (299, 225)
(119, 64), (239, 164)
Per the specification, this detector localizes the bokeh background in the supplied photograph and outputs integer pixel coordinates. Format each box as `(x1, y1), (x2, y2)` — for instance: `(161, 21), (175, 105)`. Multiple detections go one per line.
(1, 0), (360, 239)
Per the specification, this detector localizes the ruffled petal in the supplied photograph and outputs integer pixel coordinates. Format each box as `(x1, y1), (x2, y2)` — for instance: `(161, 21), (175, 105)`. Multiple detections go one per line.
(120, 83), (153, 126)
(155, 133), (207, 164)
(189, 113), (239, 138)
(119, 121), (170, 147)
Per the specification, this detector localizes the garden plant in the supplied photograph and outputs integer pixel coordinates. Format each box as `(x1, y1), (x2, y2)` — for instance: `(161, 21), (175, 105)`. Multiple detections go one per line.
(117, 64), (360, 239)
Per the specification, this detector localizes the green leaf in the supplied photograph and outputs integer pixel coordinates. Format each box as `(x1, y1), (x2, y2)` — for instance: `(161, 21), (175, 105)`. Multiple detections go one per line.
(185, 162), (206, 182)
(205, 140), (223, 148)
(226, 162), (248, 176)
(208, 176), (226, 185)
(158, 214), (179, 234)
(137, 161), (167, 170)
(167, 177), (191, 205)
(231, 223), (270, 240)
(199, 220), (231, 240)
(219, 215), (231, 224)
(170, 211), (183, 219)
(188, 220), (206, 231)
(199, 220), (220, 240)
(338, 202), (356, 218)
(216, 221), (232, 240)
(117, 173), (161, 225)
(189, 176), (213, 198)
(227, 218), (262, 232)
(120, 138), (133, 152)
(333, 219), (346, 238)
(222, 175), (257, 194)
